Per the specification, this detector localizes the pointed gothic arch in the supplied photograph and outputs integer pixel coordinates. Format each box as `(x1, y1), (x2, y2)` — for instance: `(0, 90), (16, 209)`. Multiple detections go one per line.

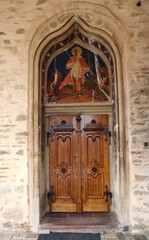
(28, 12), (129, 232)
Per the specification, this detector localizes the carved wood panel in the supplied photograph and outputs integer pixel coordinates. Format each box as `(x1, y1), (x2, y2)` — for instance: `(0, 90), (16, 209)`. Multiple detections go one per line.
(87, 135), (103, 167)
(49, 116), (77, 212)
(82, 115), (110, 212)
(49, 114), (110, 212)
(87, 173), (103, 196)
(57, 136), (72, 166)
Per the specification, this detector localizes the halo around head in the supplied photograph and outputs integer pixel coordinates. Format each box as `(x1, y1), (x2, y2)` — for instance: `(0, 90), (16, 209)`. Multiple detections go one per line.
(71, 46), (82, 56)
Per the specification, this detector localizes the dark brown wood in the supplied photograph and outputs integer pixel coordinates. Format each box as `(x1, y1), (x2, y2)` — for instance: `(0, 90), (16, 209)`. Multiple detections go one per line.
(49, 114), (110, 212)
(54, 120), (75, 132)
(83, 119), (104, 132)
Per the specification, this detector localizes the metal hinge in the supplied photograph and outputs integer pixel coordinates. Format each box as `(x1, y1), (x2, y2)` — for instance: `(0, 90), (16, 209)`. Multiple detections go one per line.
(103, 124), (112, 144)
(104, 185), (112, 205)
(47, 124), (55, 144)
(47, 185), (55, 204)
(47, 132), (50, 145)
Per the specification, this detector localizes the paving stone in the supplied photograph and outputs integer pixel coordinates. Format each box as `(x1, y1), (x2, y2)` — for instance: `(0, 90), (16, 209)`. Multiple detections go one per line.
(12, 233), (26, 240)
(101, 236), (106, 240)
(12, 237), (26, 240)
(133, 235), (148, 240)
(123, 232), (133, 239)
(38, 229), (50, 234)
(105, 233), (117, 238)
(116, 232), (126, 240)
(107, 238), (118, 240)
(124, 233), (132, 238)
(0, 233), (12, 240)
(26, 233), (38, 238)
(26, 238), (38, 240)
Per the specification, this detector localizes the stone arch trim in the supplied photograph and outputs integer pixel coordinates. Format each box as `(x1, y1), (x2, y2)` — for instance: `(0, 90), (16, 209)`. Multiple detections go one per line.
(28, 7), (129, 231)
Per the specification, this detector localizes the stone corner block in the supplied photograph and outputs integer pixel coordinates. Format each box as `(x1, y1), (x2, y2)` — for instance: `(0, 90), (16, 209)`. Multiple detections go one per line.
(38, 229), (50, 234)
(26, 233), (38, 240)
(101, 235), (106, 240)
(105, 232), (117, 238)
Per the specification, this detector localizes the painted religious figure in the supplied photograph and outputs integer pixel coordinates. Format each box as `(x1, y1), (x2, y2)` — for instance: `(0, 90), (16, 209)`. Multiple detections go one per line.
(46, 44), (111, 104)
(59, 47), (90, 95)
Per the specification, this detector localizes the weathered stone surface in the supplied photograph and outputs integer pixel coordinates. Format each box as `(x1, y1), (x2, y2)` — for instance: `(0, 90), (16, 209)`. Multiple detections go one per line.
(15, 115), (27, 121)
(133, 234), (148, 240)
(0, 150), (10, 155)
(3, 209), (24, 221)
(16, 150), (24, 155)
(3, 40), (10, 44)
(26, 233), (38, 238)
(0, 60), (7, 65)
(138, 31), (148, 37)
(0, 233), (12, 240)
(96, 19), (102, 25)
(116, 232), (126, 240)
(12, 232), (26, 240)
(37, 0), (47, 5)
(0, 0), (148, 235)
(134, 191), (149, 196)
(135, 176), (149, 182)
(16, 132), (28, 136)
(0, 185), (11, 194)
(0, 32), (6, 35)
(105, 232), (116, 239)
(124, 232), (132, 237)
(16, 29), (25, 34)
(50, 21), (58, 28)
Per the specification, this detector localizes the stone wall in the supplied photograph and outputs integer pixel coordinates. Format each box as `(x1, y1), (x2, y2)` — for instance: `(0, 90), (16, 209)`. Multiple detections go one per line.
(0, 0), (148, 234)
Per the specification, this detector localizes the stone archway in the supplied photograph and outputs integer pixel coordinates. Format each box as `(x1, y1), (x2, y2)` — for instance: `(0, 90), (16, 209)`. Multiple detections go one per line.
(29, 6), (129, 232)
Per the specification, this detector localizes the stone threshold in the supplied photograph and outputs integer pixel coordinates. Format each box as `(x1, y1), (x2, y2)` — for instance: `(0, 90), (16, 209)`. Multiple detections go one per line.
(39, 212), (121, 234)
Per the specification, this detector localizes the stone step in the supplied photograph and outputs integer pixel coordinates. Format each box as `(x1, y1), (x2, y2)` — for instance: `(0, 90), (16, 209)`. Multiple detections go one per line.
(39, 223), (122, 234)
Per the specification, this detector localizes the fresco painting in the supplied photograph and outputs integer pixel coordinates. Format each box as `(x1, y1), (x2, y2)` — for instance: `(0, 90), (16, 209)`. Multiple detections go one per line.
(46, 44), (111, 103)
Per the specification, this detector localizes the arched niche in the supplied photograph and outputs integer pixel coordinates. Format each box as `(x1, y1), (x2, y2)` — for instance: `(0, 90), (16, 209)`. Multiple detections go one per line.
(42, 22), (113, 104)
(29, 14), (129, 232)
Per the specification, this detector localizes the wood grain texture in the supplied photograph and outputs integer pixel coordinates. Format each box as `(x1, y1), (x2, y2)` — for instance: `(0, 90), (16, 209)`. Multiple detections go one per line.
(49, 116), (77, 212)
(52, 203), (77, 212)
(49, 114), (110, 212)
(81, 115), (110, 212)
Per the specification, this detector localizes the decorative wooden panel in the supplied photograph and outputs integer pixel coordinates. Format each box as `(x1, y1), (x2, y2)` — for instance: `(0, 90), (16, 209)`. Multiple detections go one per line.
(57, 175), (71, 197)
(82, 115), (110, 212)
(87, 135), (103, 167)
(87, 173), (103, 197)
(57, 136), (71, 166)
(49, 116), (77, 212)
(49, 114), (110, 213)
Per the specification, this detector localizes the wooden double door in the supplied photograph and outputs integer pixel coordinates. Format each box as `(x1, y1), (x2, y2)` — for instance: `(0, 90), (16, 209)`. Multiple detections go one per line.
(49, 114), (110, 213)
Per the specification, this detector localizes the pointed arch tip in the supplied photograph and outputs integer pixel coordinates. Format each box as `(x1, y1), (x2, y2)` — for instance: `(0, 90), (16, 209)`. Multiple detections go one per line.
(30, 13), (124, 60)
